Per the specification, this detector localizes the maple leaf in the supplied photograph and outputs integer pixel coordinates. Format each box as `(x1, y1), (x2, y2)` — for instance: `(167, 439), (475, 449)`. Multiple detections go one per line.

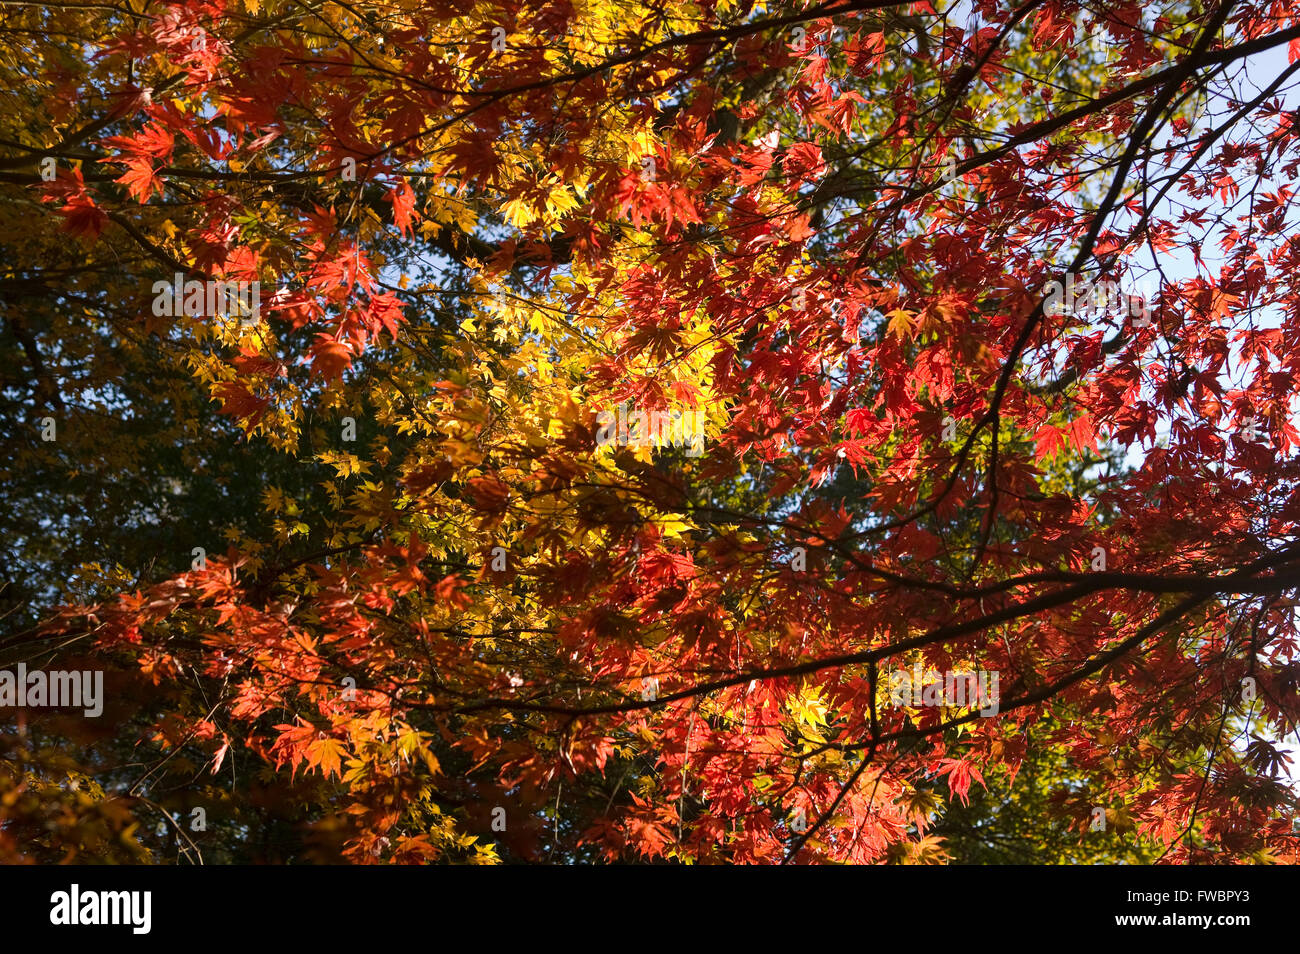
(309, 337), (353, 379)
(1033, 423), (1064, 461)
(306, 735), (348, 779)
(935, 759), (985, 807)
(56, 192), (109, 239)
(212, 381), (272, 425)
(386, 177), (419, 237)
(103, 156), (165, 203)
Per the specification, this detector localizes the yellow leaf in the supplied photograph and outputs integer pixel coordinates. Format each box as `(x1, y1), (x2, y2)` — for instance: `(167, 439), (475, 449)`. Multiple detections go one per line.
(886, 308), (915, 340)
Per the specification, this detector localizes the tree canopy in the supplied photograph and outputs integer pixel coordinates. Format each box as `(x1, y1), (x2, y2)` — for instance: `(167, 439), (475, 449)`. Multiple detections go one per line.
(2, 0), (1300, 864)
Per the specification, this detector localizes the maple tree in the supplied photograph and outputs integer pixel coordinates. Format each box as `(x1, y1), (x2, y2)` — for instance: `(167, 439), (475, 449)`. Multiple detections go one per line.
(4, 0), (1300, 864)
